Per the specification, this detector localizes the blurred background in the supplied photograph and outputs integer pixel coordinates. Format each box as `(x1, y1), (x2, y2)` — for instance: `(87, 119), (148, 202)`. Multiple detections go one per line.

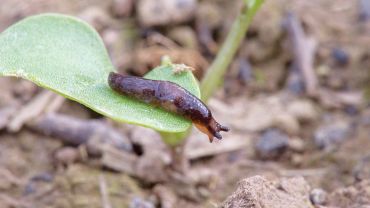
(0, 0), (370, 207)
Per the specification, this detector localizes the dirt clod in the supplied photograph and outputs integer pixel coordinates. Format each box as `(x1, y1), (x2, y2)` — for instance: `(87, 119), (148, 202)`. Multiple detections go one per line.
(221, 175), (312, 208)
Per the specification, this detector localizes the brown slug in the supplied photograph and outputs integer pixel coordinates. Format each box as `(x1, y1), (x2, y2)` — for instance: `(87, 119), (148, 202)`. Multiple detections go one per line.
(108, 72), (229, 142)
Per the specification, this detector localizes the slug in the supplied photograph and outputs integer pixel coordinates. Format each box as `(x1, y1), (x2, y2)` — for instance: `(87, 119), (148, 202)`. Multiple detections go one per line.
(108, 72), (229, 142)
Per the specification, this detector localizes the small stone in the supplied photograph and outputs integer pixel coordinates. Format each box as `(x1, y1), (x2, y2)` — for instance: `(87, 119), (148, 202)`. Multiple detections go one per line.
(344, 105), (359, 116)
(255, 129), (289, 159)
(78, 7), (111, 31)
(287, 100), (318, 122)
(310, 188), (327, 205)
(274, 114), (300, 135)
(129, 197), (155, 208)
(168, 26), (197, 49)
(54, 147), (79, 166)
(196, 1), (222, 29)
(102, 29), (120, 47)
(331, 48), (349, 66)
(111, 0), (134, 17)
(291, 154), (303, 166)
(314, 122), (351, 149)
(359, 0), (370, 21)
(138, 0), (197, 27)
(286, 68), (305, 94)
(237, 58), (253, 85)
(288, 138), (305, 152)
(244, 103), (275, 132)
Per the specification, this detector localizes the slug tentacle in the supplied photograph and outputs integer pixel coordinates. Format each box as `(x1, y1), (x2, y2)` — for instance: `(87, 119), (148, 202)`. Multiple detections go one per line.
(108, 72), (229, 142)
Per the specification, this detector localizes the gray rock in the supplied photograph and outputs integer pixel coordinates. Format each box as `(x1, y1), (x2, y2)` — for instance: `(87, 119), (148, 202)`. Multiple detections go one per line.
(221, 176), (312, 208)
(255, 129), (289, 159)
(310, 188), (327, 205)
(314, 122), (351, 149)
(129, 197), (155, 208)
(331, 47), (349, 66)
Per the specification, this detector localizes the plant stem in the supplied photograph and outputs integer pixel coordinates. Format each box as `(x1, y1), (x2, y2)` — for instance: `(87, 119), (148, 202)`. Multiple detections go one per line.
(160, 0), (264, 167)
(200, 0), (264, 102)
(160, 130), (190, 146)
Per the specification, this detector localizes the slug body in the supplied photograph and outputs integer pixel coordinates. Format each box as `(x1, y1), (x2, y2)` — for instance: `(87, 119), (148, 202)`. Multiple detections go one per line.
(108, 72), (229, 142)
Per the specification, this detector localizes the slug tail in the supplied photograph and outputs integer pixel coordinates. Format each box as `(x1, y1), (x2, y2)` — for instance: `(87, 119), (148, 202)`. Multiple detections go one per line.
(108, 72), (120, 90)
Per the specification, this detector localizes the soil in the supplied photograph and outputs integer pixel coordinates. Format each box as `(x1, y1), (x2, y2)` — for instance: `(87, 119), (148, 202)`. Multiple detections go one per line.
(1, 0), (370, 207)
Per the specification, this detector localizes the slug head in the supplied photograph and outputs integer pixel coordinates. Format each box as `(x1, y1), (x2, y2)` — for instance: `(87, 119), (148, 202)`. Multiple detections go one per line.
(195, 119), (229, 142)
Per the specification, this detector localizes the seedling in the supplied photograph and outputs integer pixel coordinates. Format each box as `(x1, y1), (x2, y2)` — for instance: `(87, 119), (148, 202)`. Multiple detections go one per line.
(0, 0), (263, 171)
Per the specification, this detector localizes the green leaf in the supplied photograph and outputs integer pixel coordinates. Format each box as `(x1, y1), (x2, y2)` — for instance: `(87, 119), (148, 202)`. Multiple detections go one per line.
(0, 13), (200, 133)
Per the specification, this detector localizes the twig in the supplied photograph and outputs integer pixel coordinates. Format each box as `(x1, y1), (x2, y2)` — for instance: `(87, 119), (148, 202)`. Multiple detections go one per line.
(101, 145), (138, 175)
(284, 12), (318, 96)
(186, 137), (250, 160)
(7, 90), (55, 132)
(169, 141), (189, 174)
(146, 31), (180, 49)
(0, 106), (17, 130)
(44, 95), (65, 113)
(99, 175), (112, 208)
(153, 185), (177, 208)
(0, 168), (23, 186)
(200, 0), (264, 102)
(103, 145), (172, 183)
(28, 113), (133, 152)
(318, 89), (364, 109)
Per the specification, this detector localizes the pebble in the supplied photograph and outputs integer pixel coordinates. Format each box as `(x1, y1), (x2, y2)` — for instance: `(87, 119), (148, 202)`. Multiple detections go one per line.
(290, 154), (303, 166)
(344, 105), (358, 116)
(310, 188), (327, 205)
(288, 138), (305, 152)
(196, 1), (222, 29)
(286, 67), (305, 94)
(331, 48), (349, 66)
(168, 26), (198, 49)
(237, 58), (253, 85)
(255, 129), (289, 159)
(359, 0), (370, 21)
(287, 100), (318, 122)
(274, 114), (300, 135)
(129, 197), (155, 208)
(111, 0), (134, 17)
(54, 147), (79, 166)
(138, 0), (197, 27)
(78, 7), (111, 31)
(314, 122), (351, 149)
(244, 103), (275, 132)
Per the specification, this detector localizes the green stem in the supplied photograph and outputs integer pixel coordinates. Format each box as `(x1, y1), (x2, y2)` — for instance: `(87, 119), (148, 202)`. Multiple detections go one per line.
(160, 130), (190, 146)
(160, 0), (264, 148)
(200, 0), (264, 102)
